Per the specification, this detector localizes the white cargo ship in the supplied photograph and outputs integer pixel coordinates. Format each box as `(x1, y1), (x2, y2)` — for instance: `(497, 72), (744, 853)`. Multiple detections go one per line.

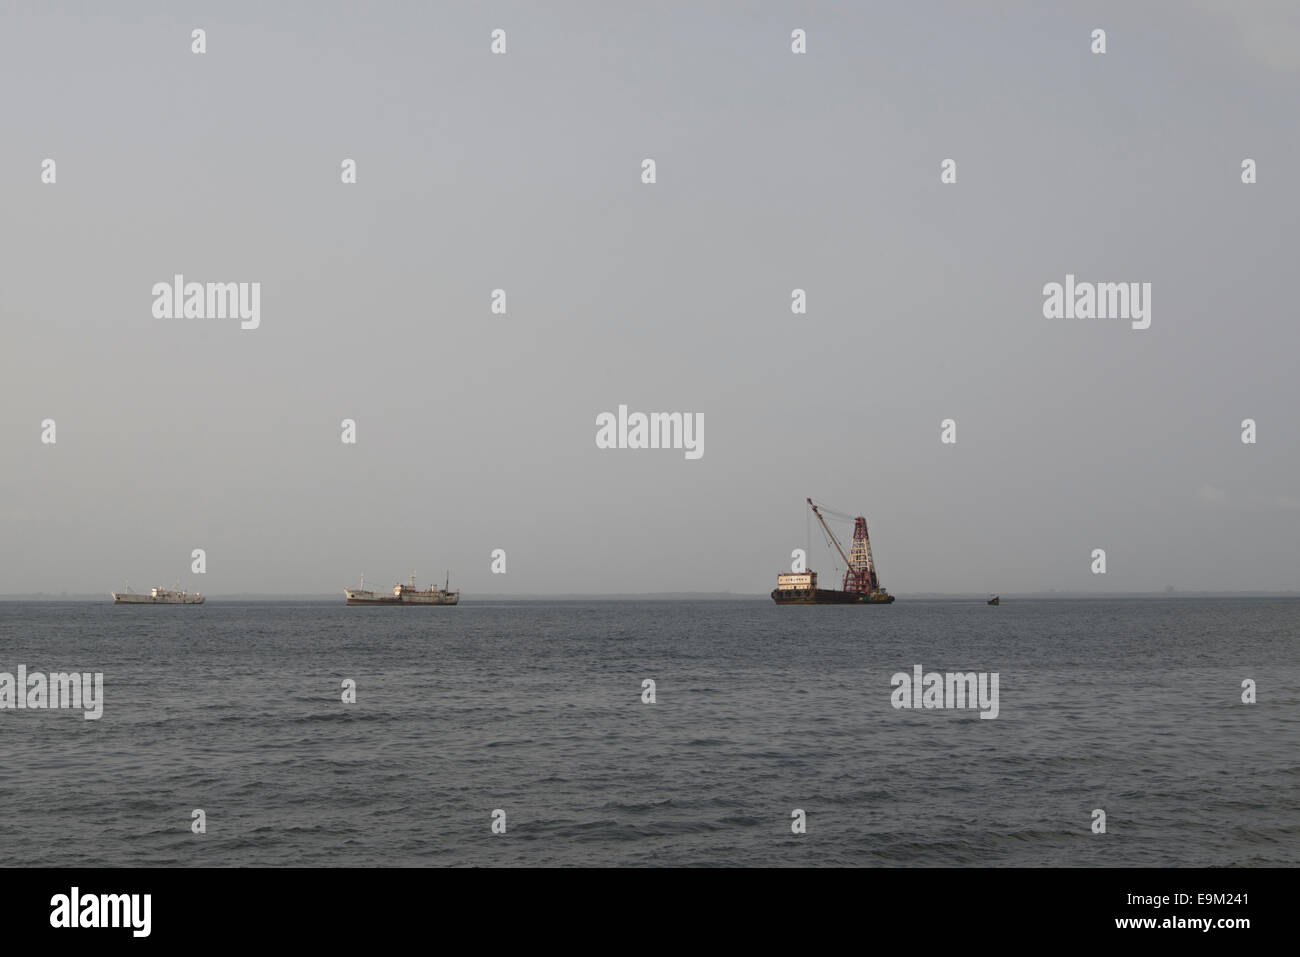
(112, 584), (204, 605)
(344, 572), (459, 606)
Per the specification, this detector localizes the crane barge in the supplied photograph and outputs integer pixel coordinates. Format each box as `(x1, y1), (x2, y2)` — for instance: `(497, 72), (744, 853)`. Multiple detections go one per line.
(772, 498), (895, 604)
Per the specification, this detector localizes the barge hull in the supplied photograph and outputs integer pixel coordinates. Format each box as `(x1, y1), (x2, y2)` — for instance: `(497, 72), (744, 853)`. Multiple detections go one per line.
(771, 588), (894, 604)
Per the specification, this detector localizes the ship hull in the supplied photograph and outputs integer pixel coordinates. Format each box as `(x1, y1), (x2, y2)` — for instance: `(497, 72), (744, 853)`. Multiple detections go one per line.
(771, 588), (894, 605)
(344, 597), (459, 605)
(112, 594), (204, 605)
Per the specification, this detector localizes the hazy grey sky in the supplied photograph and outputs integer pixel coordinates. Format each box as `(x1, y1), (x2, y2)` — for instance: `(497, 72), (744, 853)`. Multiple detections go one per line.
(3, 1), (1297, 595)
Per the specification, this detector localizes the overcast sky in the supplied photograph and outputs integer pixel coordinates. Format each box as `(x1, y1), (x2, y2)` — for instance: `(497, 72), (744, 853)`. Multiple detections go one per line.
(2, 1), (1297, 595)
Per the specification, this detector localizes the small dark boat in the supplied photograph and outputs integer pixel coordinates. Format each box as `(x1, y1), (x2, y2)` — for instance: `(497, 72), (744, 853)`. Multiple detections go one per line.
(987, 596), (1000, 605)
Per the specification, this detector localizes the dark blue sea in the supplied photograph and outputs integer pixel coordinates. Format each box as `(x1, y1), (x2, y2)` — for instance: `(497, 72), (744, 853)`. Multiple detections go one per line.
(1, 598), (1296, 866)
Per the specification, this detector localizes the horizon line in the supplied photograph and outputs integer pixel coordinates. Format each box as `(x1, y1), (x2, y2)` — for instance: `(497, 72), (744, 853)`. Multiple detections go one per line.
(3, 590), (1298, 602)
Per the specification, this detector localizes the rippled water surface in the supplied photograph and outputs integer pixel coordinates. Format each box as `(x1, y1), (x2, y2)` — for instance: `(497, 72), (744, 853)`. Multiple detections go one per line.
(1, 598), (1296, 866)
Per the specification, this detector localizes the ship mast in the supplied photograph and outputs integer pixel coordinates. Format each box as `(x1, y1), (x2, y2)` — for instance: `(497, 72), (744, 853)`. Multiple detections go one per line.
(808, 498), (853, 571)
(807, 498), (878, 594)
(845, 517), (878, 594)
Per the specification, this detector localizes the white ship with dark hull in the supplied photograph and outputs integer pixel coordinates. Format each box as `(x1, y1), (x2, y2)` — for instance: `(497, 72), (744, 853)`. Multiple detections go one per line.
(112, 584), (204, 605)
(344, 573), (460, 606)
